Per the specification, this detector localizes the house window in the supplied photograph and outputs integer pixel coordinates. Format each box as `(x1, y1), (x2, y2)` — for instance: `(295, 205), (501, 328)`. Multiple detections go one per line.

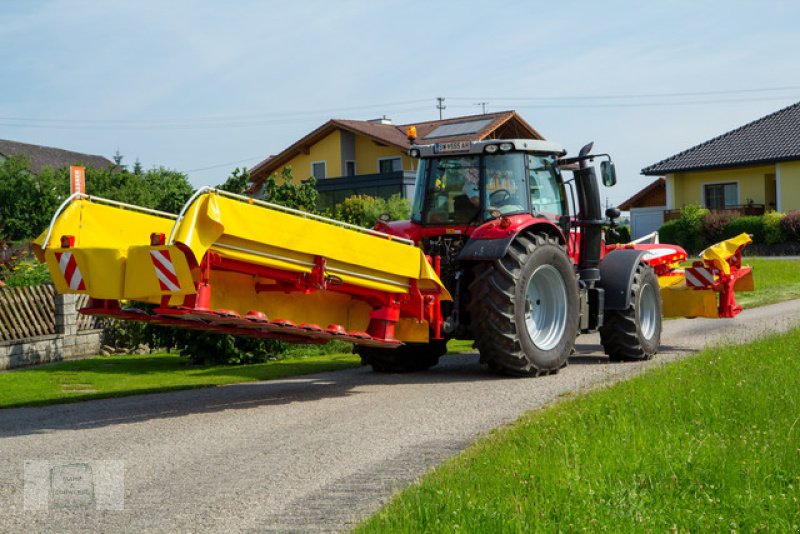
(704, 182), (737, 209)
(345, 160), (356, 176)
(311, 161), (326, 180)
(378, 157), (402, 174)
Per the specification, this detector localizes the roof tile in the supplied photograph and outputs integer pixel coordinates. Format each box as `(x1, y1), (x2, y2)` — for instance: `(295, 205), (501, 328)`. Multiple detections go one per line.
(642, 101), (800, 175)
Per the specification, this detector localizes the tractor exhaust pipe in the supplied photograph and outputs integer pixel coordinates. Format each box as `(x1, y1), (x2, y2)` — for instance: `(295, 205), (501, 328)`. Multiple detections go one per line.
(573, 143), (603, 282)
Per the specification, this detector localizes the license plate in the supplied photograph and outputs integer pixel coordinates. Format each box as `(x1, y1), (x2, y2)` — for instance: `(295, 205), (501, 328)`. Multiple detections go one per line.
(435, 141), (471, 153)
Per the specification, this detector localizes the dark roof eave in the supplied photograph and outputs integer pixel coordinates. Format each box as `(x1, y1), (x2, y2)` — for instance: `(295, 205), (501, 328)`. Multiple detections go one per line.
(642, 155), (800, 175)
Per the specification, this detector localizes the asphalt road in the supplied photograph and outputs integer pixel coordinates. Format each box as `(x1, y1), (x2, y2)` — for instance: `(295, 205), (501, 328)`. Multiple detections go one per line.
(2, 299), (800, 533)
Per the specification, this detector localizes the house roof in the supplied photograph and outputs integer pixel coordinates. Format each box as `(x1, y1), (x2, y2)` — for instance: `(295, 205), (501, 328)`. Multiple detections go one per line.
(642, 101), (800, 175)
(249, 110), (543, 183)
(0, 139), (113, 173)
(618, 177), (665, 211)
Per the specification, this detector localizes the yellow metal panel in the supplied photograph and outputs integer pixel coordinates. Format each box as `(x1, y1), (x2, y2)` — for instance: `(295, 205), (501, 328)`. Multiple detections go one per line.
(172, 193), (449, 298)
(33, 199), (176, 299)
(734, 269), (755, 292)
(395, 318), (430, 343)
(208, 270), (373, 331)
(661, 285), (718, 318)
(701, 233), (752, 275)
(124, 245), (195, 299)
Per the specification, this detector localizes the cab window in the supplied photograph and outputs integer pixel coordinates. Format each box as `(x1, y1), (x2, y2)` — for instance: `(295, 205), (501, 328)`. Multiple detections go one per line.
(527, 154), (565, 218)
(483, 153), (529, 216)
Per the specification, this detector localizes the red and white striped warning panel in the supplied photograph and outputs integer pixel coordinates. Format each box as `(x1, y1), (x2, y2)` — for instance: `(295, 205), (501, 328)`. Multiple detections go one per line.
(150, 249), (181, 291)
(685, 266), (716, 288)
(55, 252), (86, 291)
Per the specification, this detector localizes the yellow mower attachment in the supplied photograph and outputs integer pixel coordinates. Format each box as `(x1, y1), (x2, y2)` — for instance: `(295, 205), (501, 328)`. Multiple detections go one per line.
(660, 233), (754, 318)
(33, 189), (450, 347)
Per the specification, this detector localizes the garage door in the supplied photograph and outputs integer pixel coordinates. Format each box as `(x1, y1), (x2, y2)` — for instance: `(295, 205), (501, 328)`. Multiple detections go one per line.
(630, 206), (665, 240)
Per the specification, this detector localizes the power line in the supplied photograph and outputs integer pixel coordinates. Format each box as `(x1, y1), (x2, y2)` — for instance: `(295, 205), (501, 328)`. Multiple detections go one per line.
(0, 105), (435, 131)
(448, 84), (800, 102)
(186, 156), (264, 173)
(445, 94), (800, 110)
(0, 99), (433, 127)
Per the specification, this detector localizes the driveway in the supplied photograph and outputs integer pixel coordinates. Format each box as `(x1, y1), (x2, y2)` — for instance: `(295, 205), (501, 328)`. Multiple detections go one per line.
(2, 299), (800, 533)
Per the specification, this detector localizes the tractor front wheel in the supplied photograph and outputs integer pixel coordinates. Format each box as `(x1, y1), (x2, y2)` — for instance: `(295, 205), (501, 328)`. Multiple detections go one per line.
(599, 262), (662, 361)
(469, 233), (579, 376)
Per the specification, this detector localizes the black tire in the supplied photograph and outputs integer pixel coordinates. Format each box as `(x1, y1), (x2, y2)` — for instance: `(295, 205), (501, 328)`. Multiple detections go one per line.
(358, 339), (447, 373)
(468, 233), (579, 376)
(600, 262), (662, 361)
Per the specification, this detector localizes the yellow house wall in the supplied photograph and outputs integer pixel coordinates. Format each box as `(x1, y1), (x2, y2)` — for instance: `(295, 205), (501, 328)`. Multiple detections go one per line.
(278, 130), (342, 183)
(779, 161), (800, 212)
(274, 130), (414, 182)
(353, 135), (412, 174)
(670, 165), (773, 208)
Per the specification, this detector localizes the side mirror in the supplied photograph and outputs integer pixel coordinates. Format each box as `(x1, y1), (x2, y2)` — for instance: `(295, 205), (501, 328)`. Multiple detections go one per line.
(600, 161), (617, 187)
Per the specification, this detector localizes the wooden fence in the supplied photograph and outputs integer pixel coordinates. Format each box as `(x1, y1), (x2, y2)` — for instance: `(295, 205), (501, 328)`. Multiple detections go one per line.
(0, 284), (99, 342)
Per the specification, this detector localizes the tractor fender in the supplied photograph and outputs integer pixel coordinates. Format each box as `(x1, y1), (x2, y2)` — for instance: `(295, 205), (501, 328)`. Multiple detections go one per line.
(597, 249), (649, 310)
(458, 219), (564, 261)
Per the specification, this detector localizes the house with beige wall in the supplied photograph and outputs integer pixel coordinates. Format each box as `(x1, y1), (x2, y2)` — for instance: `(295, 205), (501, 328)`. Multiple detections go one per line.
(249, 111), (542, 209)
(641, 101), (800, 219)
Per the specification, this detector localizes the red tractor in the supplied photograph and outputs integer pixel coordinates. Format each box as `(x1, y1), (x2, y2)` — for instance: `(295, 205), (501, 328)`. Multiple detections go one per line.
(363, 137), (662, 375)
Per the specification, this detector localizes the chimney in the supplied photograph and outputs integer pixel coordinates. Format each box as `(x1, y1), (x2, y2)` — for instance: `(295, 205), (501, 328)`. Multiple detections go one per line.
(368, 115), (392, 125)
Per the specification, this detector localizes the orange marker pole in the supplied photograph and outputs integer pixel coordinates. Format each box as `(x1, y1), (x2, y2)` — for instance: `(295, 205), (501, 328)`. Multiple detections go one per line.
(69, 165), (86, 195)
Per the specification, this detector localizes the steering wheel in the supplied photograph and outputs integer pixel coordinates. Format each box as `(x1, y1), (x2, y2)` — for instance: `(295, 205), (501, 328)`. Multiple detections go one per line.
(489, 188), (512, 205)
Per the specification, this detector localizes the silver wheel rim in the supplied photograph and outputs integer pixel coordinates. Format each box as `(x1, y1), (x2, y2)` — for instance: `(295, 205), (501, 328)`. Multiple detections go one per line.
(524, 265), (568, 350)
(639, 282), (658, 341)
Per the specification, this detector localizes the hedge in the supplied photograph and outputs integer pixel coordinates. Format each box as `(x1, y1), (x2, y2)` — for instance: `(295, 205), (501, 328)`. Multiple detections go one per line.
(658, 206), (796, 254)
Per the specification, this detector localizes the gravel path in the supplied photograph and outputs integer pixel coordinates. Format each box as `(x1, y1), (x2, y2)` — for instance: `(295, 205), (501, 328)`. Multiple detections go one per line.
(2, 299), (800, 533)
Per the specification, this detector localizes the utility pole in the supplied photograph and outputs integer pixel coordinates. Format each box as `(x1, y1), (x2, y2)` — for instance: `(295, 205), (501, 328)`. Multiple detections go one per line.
(474, 102), (488, 114)
(436, 97), (446, 120)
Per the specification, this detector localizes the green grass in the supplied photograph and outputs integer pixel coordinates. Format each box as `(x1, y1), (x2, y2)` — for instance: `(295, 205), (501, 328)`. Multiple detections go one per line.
(0, 351), (360, 409)
(736, 258), (800, 308)
(357, 329), (800, 532)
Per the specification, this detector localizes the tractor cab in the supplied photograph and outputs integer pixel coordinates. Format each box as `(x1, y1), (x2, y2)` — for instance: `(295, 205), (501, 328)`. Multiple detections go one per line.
(409, 139), (570, 228)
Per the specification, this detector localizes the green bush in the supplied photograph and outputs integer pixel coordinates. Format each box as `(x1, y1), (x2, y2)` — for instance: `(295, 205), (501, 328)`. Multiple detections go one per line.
(763, 211), (786, 245)
(657, 219), (680, 246)
(658, 204), (707, 253)
(700, 212), (731, 246)
(0, 261), (51, 288)
(333, 194), (411, 228)
(605, 224), (630, 245)
(721, 215), (765, 244)
(780, 211), (800, 242)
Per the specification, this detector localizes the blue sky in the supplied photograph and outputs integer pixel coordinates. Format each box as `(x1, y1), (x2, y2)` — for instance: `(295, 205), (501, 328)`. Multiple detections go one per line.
(3, 0), (800, 205)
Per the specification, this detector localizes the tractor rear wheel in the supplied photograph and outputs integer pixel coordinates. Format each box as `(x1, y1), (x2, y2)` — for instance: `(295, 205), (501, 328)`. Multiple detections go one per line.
(600, 262), (661, 361)
(358, 339), (447, 373)
(468, 233), (579, 376)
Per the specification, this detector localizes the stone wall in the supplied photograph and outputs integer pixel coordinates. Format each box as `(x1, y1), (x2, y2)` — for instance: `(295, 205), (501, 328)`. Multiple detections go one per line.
(0, 294), (102, 370)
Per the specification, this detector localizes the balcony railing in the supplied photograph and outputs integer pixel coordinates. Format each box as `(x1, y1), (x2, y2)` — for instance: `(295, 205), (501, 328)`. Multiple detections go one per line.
(664, 204), (766, 221)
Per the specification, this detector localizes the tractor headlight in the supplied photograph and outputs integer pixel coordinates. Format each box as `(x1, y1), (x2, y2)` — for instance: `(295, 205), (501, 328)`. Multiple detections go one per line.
(484, 144), (499, 153)
(409, 148), (420, 158)
(499, 142), (513, 152)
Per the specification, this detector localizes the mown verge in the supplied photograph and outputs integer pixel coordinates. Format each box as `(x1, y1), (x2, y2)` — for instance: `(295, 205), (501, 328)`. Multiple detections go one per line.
(357, 328), (800, 532)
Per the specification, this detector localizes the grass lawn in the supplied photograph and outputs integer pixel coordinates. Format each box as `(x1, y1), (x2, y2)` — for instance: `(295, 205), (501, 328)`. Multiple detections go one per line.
(736, 258), (800, 308)
(0, 339), (474, 409)
(0, 351), (361, 409)
(357, 328), (800, 532)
